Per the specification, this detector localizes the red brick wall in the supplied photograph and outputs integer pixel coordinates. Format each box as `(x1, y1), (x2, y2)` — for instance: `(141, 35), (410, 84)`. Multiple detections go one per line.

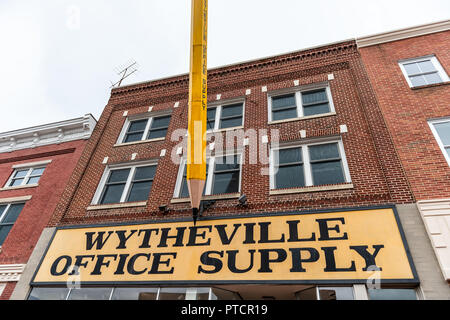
(0, 140), (87, 300)
(49, 40), (414, 227)
(359, 31), (450, 200)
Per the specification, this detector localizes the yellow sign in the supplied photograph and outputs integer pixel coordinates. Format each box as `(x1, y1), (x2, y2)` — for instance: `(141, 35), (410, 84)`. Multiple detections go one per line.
(32, 208), (417, 284)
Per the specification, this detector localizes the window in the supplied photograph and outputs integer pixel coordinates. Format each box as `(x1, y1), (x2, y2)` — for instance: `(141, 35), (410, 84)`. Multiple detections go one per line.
(6, 166), (46, 187)
(429, 118), (450, 166)
(174, 154), (242, 198)
(399, 55), (449, 88)
(207, 102), (244, 131)
(269, 86), (335, 122)
(367, 289), (417, 300)
(119, 114), (171, 144)
(0, 202), (25, 246)
(94, 163), (157, 205)
(271, 140), (350, 189)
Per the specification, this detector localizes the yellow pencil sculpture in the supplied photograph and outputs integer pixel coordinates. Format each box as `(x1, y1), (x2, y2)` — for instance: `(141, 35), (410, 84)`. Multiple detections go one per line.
(187, 0), (208, 223)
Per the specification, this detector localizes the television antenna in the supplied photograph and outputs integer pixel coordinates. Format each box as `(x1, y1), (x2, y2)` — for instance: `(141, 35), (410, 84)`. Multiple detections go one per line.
(110, 60), (139, 88)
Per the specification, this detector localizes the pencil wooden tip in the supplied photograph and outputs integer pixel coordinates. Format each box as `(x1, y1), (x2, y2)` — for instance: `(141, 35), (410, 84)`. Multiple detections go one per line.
(187, 179), (205, 209)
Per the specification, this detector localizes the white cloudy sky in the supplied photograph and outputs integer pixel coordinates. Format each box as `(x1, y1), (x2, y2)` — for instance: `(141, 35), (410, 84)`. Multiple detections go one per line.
(0, 0), (448, 132)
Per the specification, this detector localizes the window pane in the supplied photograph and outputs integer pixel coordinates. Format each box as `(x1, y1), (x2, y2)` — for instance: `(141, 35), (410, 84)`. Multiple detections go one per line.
(434, 121), (450, 145)
(212, 171), (240, 194)
(68, 288), (113, 300)
(27, 176), (40, 185)
(410, 75), (426, 87)
(28, 287), (70, 300)
(403, 62), (420, 75)
(319, 287), (354, 300)
(368, 289), (417, 300)
(111, 288), (159, 300)
(276, 165), (305, 189)
(2, 203), (24, 223)
(179, 164), (208, 198)
(302, 89), (328, 105)
(272, 94), (296, 110)
(127, 181), (152, 202)
(158, 288), (187, 300)
(100, 184), (126, 204)
(309, 143), (340, 161)
(295, 287), (317, 300)
(134, 166), (156, 181)
(278, 148), (302, 165)
(312, 161), (345, 185)
(31, 168), (45, 176)
(128, 119), (148, 133)
(215, 156), (239, 171)
(14, 170), (29, 178)
(272, 108), (298, 121)
(220, 117), (242, 129)
(0, 225), (13, 246)
(0, 205), (6, 217)
(151, 116), (171, 129)
(108, 169), (130, 183)
(417, 60), (436, 73)
(303, 103), (330, 116)
(148, 128), (168, 139)
(221, 104), (243, 118)
(10, 178), (24, 187)
(207, 108), (216, 130)
(424, 72), (442, 85)
(124, 132), (144, 143)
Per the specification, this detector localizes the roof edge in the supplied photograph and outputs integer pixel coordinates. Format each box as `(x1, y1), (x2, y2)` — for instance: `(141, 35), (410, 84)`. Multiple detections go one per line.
(356, 19), (450, 48)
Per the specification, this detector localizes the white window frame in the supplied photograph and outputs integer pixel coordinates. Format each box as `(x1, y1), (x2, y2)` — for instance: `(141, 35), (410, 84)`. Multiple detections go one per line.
(4, 161), (50, 188)
(174, 152), (243, 198)
(206, 99), (245, 133)
(267, 83), (335, 123)
(116, 110), (172, 145)
(399, 55), (449, 88)
(269, 138), (351, 190)
(92, 160), (158, 205)
(428, 117), (450, 166)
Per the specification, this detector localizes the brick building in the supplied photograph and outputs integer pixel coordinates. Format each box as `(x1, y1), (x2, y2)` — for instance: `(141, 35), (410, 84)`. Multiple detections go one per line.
(10, 33), (443, 299)
(0, 115), (96, 299)
(358, 20), (450, 298)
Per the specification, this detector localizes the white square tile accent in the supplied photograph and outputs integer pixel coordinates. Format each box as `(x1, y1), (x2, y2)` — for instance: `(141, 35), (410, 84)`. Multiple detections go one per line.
(123, 111), (128, 117)
(243, 138), (249, 146)
(216, 94), (221, 100)
(300, 130), (306, 138)
(131, 153), (137, 160)
(246, 89), (252, 95)
(102, 157), (109, 164)
(148, 106), (153, 112)
(340, 124), (348, 133)
(209, 142), (215, 151)
(176, 147), (183, 155)
(328, 73), (335, 80)
(294, 80), (300, 86)
(160, 149), (167, 157)
(174, 102), (180, 108)
(262, 86), (267, 92)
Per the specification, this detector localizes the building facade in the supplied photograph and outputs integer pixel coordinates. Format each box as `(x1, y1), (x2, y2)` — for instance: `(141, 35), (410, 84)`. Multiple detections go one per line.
(9, 34), (445, 299)
(358, 20), (450, 299)
(0, 115), (96, 299)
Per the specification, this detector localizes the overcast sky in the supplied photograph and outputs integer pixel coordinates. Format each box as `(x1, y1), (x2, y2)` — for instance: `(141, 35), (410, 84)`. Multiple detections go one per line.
(0, 1), (448, 132)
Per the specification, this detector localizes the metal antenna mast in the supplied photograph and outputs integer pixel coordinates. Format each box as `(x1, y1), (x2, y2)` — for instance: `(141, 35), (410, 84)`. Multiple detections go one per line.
(110, 60), (139, 88)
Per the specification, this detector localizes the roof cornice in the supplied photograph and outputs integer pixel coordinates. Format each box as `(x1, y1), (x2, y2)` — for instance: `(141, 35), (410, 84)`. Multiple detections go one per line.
(110, 40), (357, 96)
(0, 114), (97, 154)
(357, 20), (450, 48)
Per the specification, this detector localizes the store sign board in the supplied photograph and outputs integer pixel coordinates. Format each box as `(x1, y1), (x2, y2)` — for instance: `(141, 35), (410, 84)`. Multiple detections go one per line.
(32, 207), (417, 284)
